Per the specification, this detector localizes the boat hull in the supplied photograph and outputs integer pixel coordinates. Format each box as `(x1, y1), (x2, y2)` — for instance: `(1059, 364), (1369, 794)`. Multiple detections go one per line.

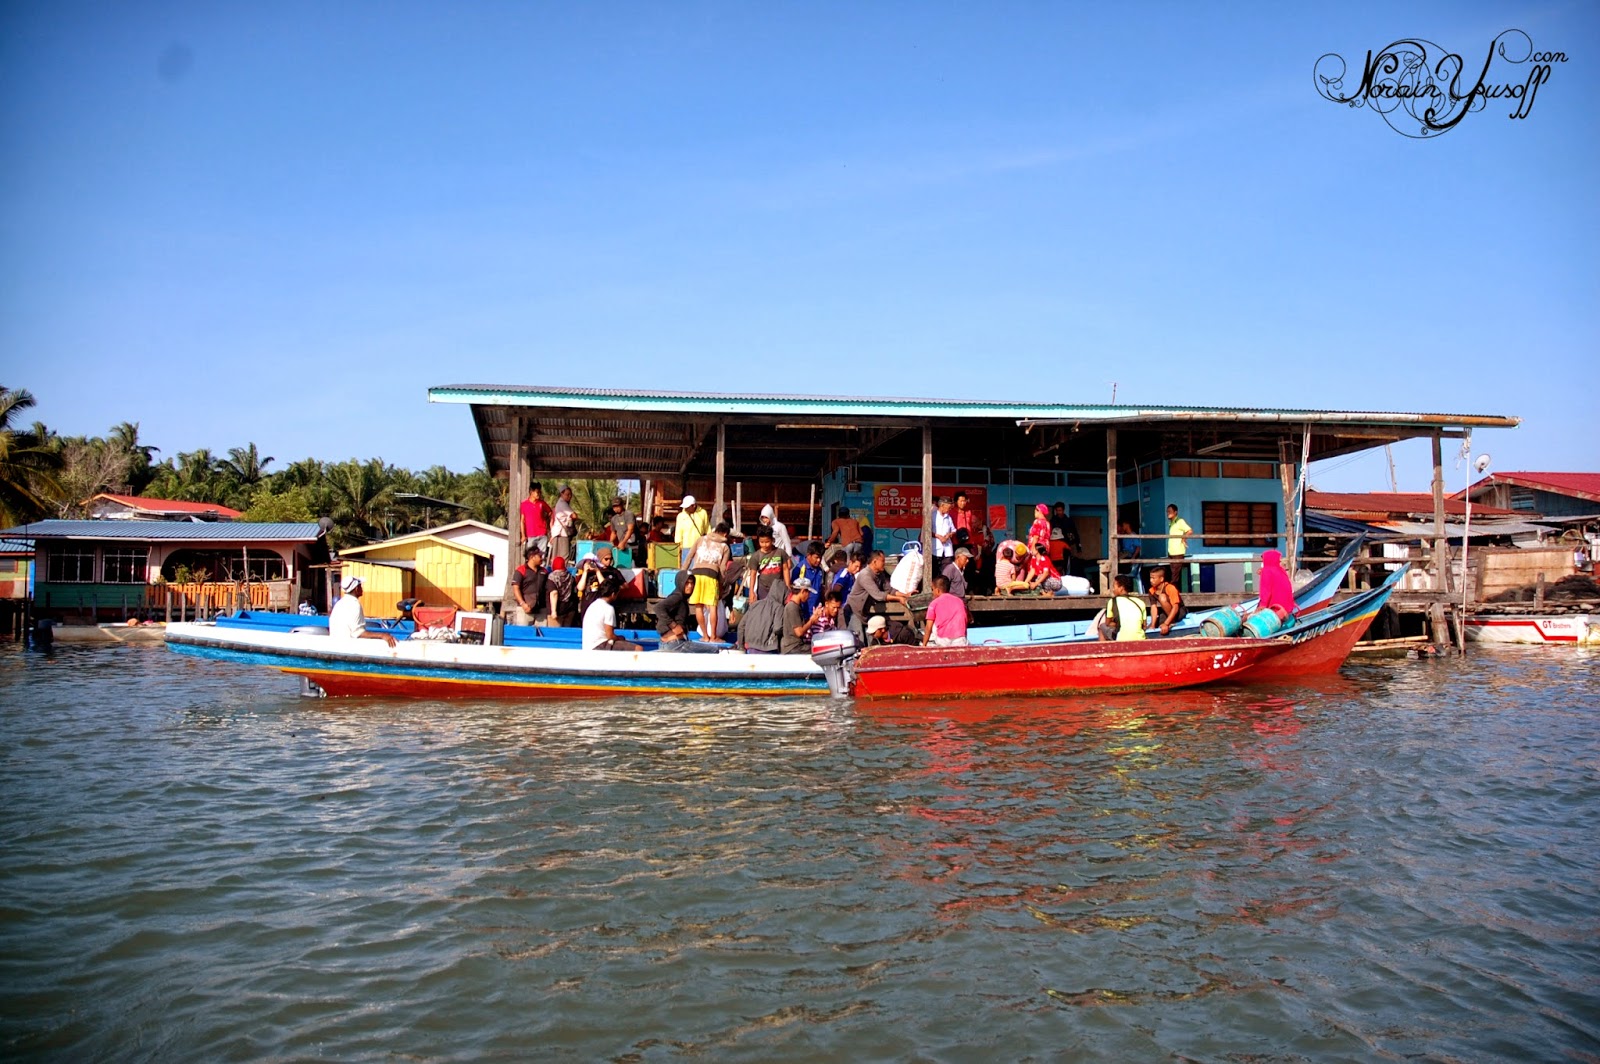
(1462, 615), (1598, 645)
(1241, 591), (1388, 679)
(967, 536), (1366, 647)
(850, 637), (1286, 700)
(165, 624), (829, 699)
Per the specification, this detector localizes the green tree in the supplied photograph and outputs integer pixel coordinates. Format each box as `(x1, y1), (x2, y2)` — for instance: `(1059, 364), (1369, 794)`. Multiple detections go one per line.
(108, 421), (159, 493)
(324, 458), (399, 544)
(240, 483), (317, 523)
(567, 478), (621, 538)
(0, 387), (63, 525)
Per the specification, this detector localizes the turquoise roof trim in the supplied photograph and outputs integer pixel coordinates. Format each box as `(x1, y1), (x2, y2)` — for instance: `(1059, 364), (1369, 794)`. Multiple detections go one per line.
(428, 384), (1517, 428)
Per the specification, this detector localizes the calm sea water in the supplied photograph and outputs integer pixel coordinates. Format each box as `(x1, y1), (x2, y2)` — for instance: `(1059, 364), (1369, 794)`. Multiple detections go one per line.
(1, 642), (1596, 1062)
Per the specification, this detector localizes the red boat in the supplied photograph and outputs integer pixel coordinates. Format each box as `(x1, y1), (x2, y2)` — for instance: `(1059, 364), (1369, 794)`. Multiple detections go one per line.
(847, 636), (1285, 700)
(816, 570), (1406, 701)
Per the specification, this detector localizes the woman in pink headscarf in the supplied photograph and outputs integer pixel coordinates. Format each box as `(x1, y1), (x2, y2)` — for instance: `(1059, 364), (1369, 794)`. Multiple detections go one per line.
(1027, 503), (1052, 553)
(1254, 549), (1297, 617)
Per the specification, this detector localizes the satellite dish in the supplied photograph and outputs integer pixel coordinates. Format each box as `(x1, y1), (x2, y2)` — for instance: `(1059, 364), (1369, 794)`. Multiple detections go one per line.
(1475, 454), (1492, 474)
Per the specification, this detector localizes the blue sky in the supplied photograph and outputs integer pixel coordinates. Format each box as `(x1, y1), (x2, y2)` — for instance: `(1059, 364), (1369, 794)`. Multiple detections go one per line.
(2, 2), (1595, 492)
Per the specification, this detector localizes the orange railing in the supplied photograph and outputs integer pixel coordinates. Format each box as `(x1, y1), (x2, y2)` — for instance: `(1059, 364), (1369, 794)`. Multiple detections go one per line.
(150, 582), (275, 612)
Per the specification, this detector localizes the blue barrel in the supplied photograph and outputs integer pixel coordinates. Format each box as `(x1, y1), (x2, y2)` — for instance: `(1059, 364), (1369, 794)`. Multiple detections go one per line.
(1243, 608), (1285, 638)
(1201, 605), (1244, 638)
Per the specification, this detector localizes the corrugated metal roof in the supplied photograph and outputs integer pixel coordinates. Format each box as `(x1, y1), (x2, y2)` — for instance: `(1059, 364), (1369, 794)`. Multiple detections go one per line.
(429, 383), (1519, 427)
(0, 538), (34, 554)
(1456, 471), (1600, 504)
(90, 494), (244, 518)
(0, 521), (321, 542)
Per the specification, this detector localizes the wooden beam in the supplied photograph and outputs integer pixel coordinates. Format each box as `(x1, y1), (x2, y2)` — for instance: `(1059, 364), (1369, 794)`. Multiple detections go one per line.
(1280, 438), (1296, 566)
(921, 425), (934, 591)
(1104, 428), (1118, 590)
(714, 422), (726, 529)
(1430, 431), (1450, 647)
(503, 415), (526, 611)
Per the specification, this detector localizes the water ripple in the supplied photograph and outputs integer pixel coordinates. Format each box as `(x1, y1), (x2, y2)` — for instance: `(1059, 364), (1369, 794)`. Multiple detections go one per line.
(1, 643), (1597, 1060)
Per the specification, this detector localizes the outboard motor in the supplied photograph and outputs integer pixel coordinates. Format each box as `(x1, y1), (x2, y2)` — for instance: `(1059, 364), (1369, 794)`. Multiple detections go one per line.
(810, 629), (861, 697)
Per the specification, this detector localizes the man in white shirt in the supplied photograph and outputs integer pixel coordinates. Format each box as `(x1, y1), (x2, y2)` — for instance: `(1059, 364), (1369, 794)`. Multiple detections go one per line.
(328, 575), (397, 647)
(931, 495), (956, 579)
(582, 577), (640, 651)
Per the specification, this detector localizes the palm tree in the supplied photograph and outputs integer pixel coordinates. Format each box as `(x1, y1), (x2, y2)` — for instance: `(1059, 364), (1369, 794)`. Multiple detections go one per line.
(222, 443), (275, 487)
(108, 421), (159, 493)
(0, 387), (64, 525)
(325, 458), (398, 543)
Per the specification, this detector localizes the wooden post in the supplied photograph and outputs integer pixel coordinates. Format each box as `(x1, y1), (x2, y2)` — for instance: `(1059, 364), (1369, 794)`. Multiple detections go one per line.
(1430, 431), (1450, 647)
(714, 423), (726, 529)
(1534, 571), (1546, 608)
(1280, 438), (1296, 572)
(1104, 428), (1118, 591)
(503, 415), (526, 610)
(734, 481), (743, 535)
(807, 482), (816, 541)
(643, 479), (654, 525)
(921, 425), (934, 590)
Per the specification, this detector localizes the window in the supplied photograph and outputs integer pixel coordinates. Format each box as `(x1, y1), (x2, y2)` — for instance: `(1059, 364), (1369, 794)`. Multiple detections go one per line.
(1510, 488), (1535, 512)
(46, 544), (96, 583)
(1220, 462), (1276, 480)
(1202, 502), (1277, 547)
(1169, 461), (1220, 479)
(0, 559), (16, 573)
(103, 546), (149, 584)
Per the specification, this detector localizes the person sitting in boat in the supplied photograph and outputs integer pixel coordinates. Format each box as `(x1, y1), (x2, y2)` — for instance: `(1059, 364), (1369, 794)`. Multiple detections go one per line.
(1252, 549), (1297, 619)
(687, 521), (732, 642)
(546, 557), (580, 627)
(865, 614), (919, 646)
(846, 550), (910, 646)
(736, 575), (789, 654)
(328, 575), (397, 648)
(921, 574), (970, 647)
(583, 577), (640, 652)
(652, 569), (694, 651)
(1097, 574), (1148, 642)
(802, 587), (846, 648)
(1146, 563), (1186, 636)
(779, 578), (820, 655)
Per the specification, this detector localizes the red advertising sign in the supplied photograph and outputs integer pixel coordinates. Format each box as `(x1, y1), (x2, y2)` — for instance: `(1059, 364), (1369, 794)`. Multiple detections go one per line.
(872, 485), (988, 529)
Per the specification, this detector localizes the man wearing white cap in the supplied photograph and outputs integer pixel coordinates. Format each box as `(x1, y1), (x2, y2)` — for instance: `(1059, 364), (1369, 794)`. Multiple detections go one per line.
(329, 574), (398, 647)
(674, 495), (709, 557)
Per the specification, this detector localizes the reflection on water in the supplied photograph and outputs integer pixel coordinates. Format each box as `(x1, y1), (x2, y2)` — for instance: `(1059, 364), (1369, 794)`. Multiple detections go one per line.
(1, 643), (1597, 1060)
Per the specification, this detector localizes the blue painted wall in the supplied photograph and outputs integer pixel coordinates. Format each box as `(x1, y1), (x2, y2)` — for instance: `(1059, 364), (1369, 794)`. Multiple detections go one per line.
(822, 460), (1293, 556)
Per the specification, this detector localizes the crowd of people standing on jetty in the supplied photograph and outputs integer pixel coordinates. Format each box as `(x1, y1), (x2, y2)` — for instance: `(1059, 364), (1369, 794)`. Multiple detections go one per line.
(501, 481), (1281, 655)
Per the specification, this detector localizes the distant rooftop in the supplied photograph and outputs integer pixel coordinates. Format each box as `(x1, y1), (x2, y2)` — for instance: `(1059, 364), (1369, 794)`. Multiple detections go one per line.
(1454, 472), (1600, 504)
(88, 493), (243, 520)
(0, 521), (320, 543)
(1307, 491), (1519, 519)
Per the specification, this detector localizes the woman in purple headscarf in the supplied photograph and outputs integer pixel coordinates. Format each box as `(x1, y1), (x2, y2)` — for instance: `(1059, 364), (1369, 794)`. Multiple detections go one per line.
(1254, 549), (1297, 617)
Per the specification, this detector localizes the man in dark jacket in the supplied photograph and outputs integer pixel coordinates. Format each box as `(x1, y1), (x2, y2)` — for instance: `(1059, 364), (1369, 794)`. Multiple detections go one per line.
(652, 569), (694, 649)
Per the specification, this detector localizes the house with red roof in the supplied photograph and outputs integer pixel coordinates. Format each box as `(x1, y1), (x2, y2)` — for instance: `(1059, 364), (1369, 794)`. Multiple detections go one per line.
(85, 493), (242, 522)
(1454, 472), (1600, 520)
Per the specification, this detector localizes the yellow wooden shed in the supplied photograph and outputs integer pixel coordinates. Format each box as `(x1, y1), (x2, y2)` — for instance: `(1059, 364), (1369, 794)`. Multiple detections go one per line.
(338, 534), (493, 620)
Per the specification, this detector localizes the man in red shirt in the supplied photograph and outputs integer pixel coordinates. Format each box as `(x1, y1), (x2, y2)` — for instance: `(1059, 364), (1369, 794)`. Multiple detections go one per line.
(519, 484), (553, 557)
(921, 575), (969, 647)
